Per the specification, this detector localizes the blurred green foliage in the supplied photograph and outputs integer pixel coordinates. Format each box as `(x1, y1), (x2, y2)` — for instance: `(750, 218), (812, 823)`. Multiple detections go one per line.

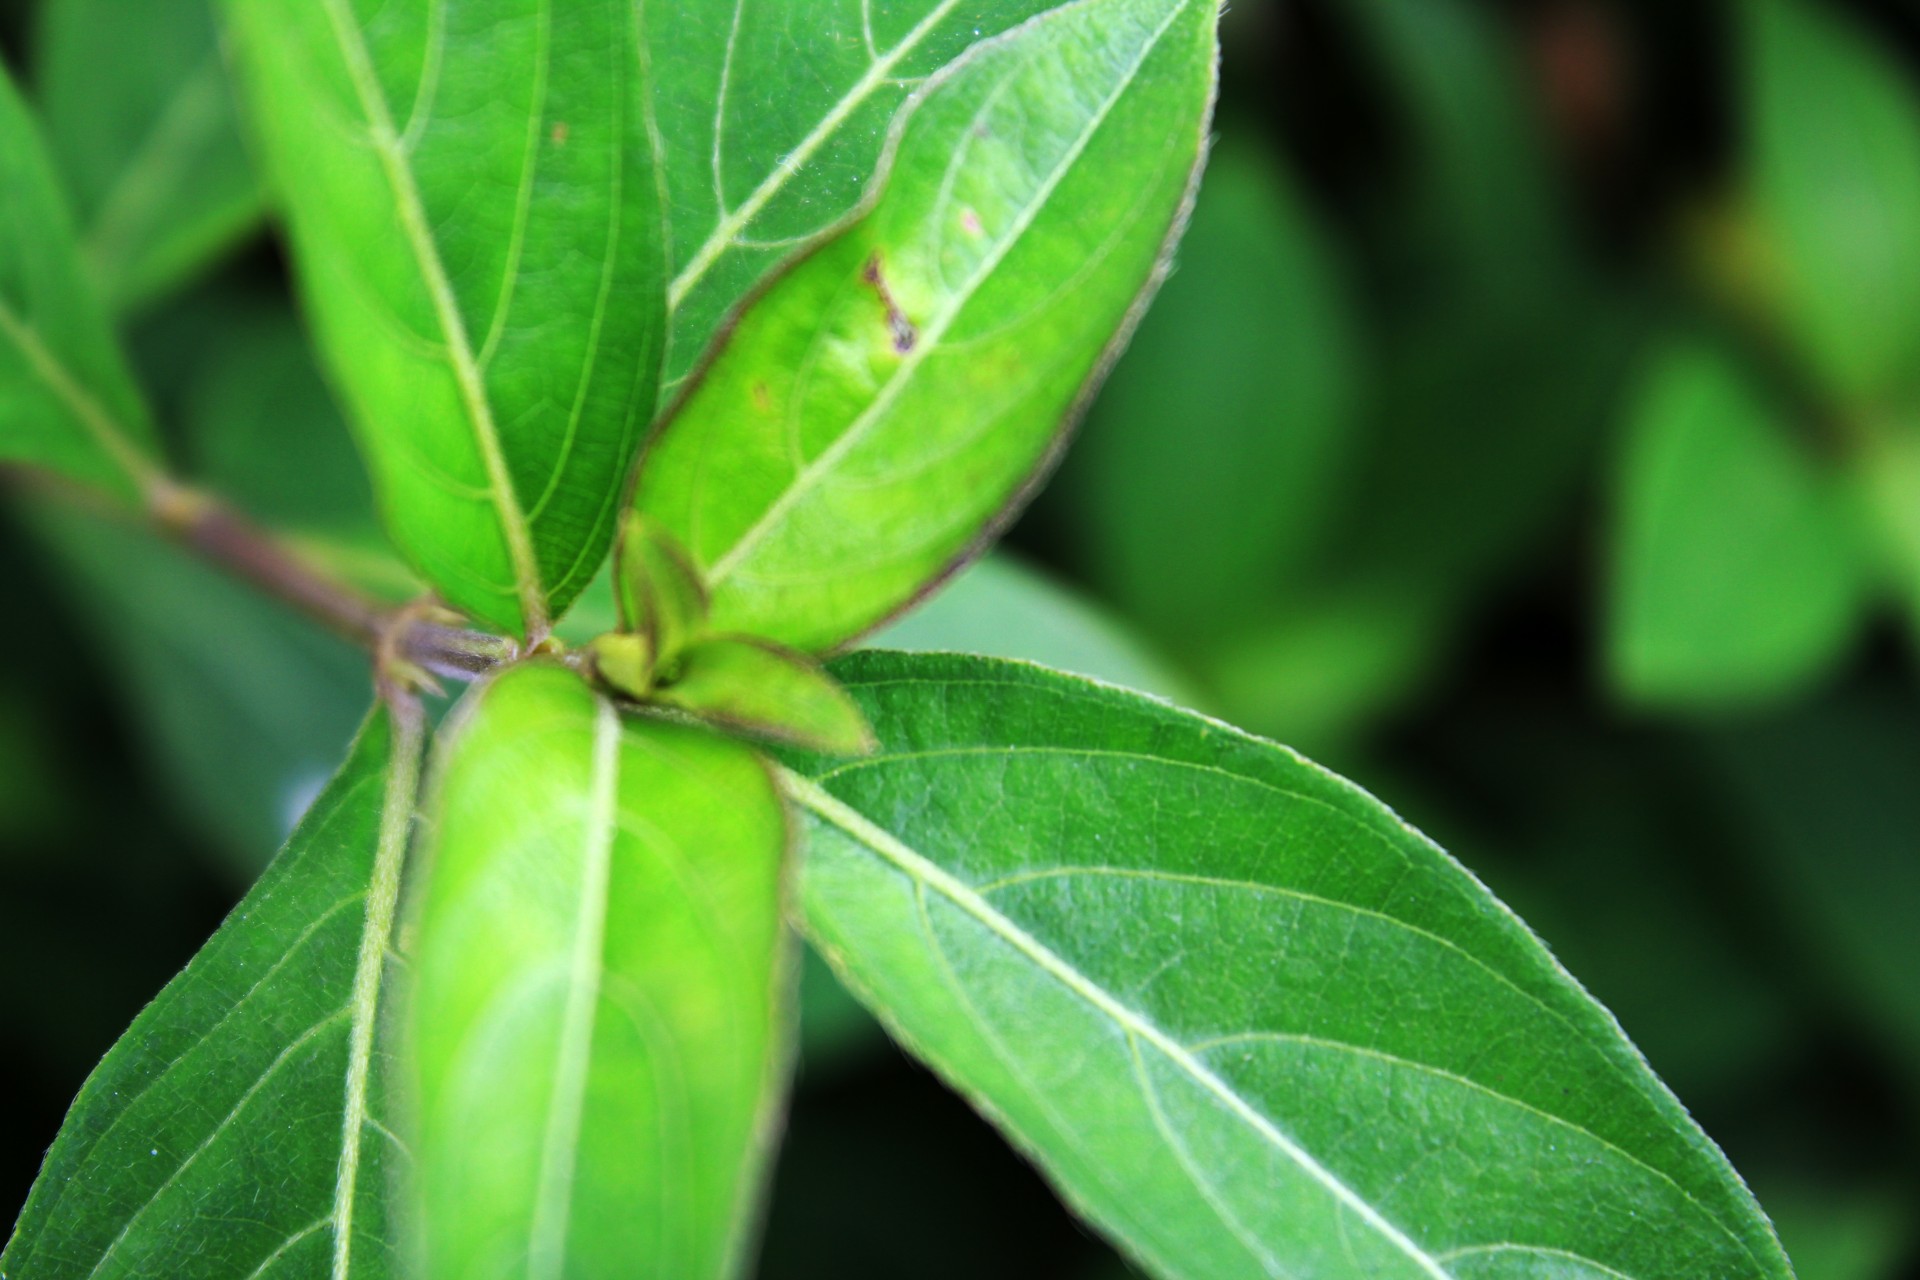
(4, 0), (1920, 1274)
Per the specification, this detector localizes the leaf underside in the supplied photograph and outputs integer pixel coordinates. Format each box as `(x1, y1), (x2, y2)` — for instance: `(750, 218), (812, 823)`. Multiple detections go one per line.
(650, 0), (1063, 389)
(787, 651), (1796, 1280)
(0, 62), (161, 500)
(408, 664), (792, 1280)
(0, 708), (421, 1280)
(636, 0), (1220, 654)
(35, 0), (264, 313)
(222, 0), (668, 636)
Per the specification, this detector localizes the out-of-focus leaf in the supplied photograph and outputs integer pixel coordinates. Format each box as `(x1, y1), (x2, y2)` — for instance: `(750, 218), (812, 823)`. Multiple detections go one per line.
(1747, 0), (1920, 405)
(409, 664), (792, 1278)
(160, 290), (419, 603)
(1760, 1179), (1913, 1280)
(1608, 339), (1866, 710)
(870, 553), (1194, 704)
(1058, 140), (1359, 645)
(0, 706), (421, 1279)
(1200, 588), (1439, 756)
(788, 650), (1795, 1280)
(221, 0), (667, 637)
(636, 0), (1220, 654)
(1326, 0), (1629, 635)
(1389, 713), (1801, 1104)
(1345, 0), (1567, 309)
(183, 302), (376, 536)
(28, 499), (369, 876)
(1857, 418), (1920, 638)
(0, 62), (162, 500)
(652, 0), (1058, 389)
(1703, 684), (1920, 1091)
(34, 0), (261, 313)
(795, 943), (882, 1076)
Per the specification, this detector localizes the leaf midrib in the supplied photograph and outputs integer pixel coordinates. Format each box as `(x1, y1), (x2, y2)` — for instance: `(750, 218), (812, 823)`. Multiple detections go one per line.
(315, 0), (547, 635)
(0, 294), (159, 494)
(526, 696), (623, 1279)
(666, 0), (967, 310)
(781, 770), (1453, 1280)
(329, 707), (424, 1280)
(83, 51), (231, 280)
(702, 0), (1193, 589)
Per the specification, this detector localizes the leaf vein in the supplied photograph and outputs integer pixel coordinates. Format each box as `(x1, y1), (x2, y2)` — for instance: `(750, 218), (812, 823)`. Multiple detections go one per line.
(786, 771), (1450, 1277)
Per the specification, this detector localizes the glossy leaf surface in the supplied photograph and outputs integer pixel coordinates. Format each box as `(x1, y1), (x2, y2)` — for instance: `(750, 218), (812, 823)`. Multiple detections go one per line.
(35, 0), (262, 312)
(1748, 0), (1920, 404)
(1609, 340), (1866, 710)
(636, 0), (1219, 653)
(788, 651), (1794, 1280)
(651, 0), (1057, 387)
(222, 0), (667, 636)
(0, 64), (162, 500)
(0, 707), (421, 1279)
(409, 665), (791, 1279)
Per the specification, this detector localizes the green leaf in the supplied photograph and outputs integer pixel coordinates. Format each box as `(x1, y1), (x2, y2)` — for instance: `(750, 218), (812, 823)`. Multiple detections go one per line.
(656, 636), (876, 756)
(26, 498), (373, 877)
(408, 664), (792, 1279)
(0, 62), (164, 501)
(220, 0), (668, 638)
(785, 651), (1794, 1280)
(1608, 338), (1867, 710)
(183, 298), (379, 537)
(615, 513), (710, 666)
(1059, 139), (1360, 645)
(34, 0), (263, 313)
(1747, 0), (1920, 405)
(0, 704), (423, 1279)
(635, 0), (1220, 654)
(652, 0), (1059, 388)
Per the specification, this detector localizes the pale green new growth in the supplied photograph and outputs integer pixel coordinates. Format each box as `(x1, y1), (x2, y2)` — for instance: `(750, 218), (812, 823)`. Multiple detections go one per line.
(656, 636), (877, 756)
(407, 665), (792, 1279)
(615, 513), (712, 669)
(637, 0), (1219, 652)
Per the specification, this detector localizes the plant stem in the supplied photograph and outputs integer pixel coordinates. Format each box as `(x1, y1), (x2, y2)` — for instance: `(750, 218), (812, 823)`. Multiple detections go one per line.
(5, 464), (520, 684)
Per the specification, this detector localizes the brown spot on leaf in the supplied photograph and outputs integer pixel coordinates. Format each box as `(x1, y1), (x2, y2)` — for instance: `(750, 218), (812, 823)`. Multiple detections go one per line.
(752, 381), (774, 414)
(861, 252), (919, 355)
(550, 121), (570, 147)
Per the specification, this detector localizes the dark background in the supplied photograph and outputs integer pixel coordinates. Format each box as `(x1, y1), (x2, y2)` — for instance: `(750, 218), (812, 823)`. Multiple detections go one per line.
(4, 1), (1919, 1275)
